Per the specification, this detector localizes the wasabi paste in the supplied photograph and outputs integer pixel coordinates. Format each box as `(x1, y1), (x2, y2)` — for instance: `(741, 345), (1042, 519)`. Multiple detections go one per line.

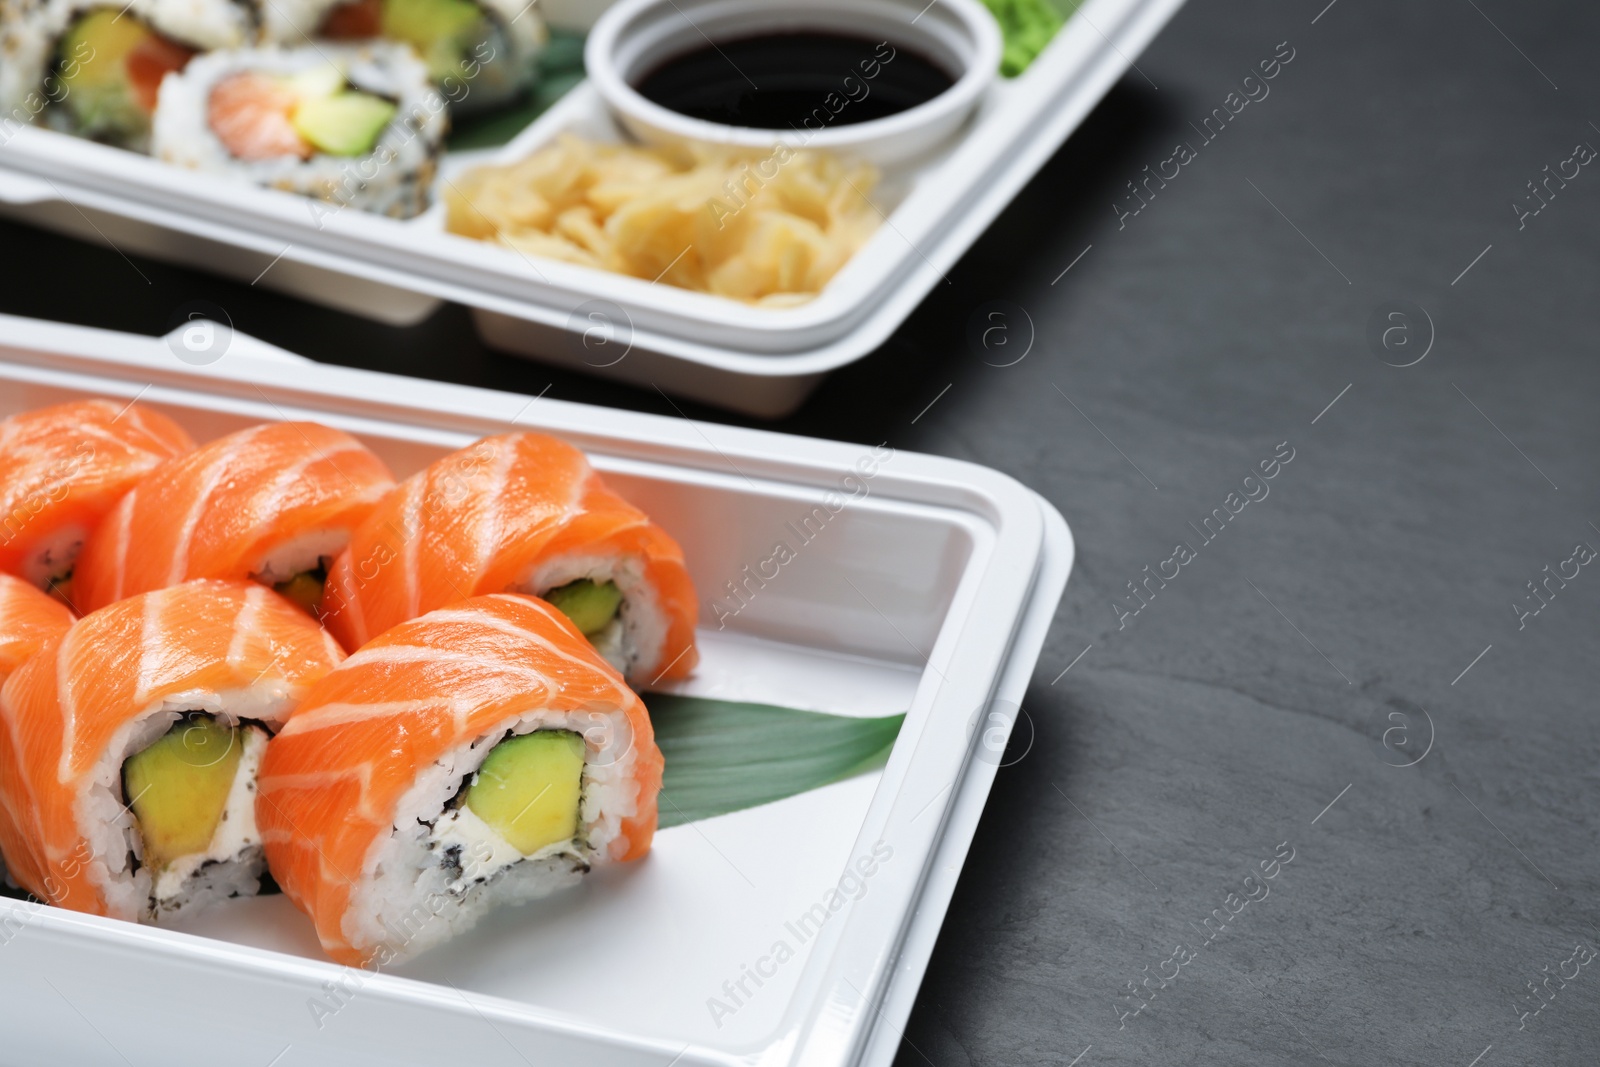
(979, 0), (1073, 76)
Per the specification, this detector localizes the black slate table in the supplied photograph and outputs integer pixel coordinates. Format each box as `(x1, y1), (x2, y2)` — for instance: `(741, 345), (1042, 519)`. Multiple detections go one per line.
(3, 0), (1598, 1063)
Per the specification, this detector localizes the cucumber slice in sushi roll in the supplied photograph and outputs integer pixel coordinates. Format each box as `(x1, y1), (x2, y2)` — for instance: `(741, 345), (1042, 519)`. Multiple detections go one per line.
(260, 0), (545, 114)
(150, 44), (446, 219)
(0, 0), (253, 150)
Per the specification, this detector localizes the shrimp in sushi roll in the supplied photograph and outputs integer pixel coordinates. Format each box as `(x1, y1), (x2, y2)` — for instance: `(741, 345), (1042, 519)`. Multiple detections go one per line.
(72, 420), (395, 614)
(0, 398), (194, 602)
(257, 593), (661, 966)
(0, 580), (345, 921)
(321, 432), (698, 685)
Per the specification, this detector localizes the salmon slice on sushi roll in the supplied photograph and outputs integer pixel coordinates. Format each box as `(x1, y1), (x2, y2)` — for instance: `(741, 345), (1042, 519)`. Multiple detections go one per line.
(72, 420), (395, 614)
(321, 432), (699, 686)
(0, 574), (73, 683)
(0, 573), (73, 891)
(0, 398), (194, 603)
(0, 580), (345, 922)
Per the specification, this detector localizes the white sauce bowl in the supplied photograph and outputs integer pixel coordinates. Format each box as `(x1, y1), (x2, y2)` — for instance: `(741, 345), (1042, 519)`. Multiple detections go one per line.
(584, 0), (1002, 167)
(539, 0), (620, 32)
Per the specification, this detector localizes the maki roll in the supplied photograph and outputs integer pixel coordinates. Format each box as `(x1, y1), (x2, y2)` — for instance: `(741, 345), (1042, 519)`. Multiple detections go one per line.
(0, 398), (195, 601)
(0, 0), (253, 150)
(0, 580), (345, 921)
(0, 574), (73, 682)
(321, 432), (699, 686)
(72, 420), (395, 614)
(260, 0), (545, 114)
(151, 43), (446, 219)
(257, 593), (661, 966)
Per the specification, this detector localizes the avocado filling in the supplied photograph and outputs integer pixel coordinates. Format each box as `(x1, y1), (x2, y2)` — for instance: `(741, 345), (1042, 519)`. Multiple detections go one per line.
(423, 729), (587, 890)
(543, 579), (623, 637)
(291, 82), (397, 156)
(121, 713), (269, 900)
(320, 0), (507, 84)
(55, 9), (196, 143)
(272, 563), (328, 616)
(464, 730), (585, 855)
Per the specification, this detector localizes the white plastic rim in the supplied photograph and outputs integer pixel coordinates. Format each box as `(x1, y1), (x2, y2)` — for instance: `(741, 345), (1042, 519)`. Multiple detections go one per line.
(584, 0), (1002, 166)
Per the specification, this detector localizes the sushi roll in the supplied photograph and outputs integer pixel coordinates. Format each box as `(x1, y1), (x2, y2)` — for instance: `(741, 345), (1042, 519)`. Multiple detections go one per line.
(0, 0), (254, 150)
(257, 593), (661, 966)
(0, 398), (194, 602)
(0, 580), (345, 921)
(320, 432), (699, 686)
(260, 0), (545, 114)
(151, 43), (447, 219)
(72, 420), (395, 614)
(0, 574), (73, 682)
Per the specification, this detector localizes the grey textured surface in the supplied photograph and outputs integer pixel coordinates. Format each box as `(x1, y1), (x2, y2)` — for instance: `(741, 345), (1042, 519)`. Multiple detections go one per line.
(1, 0), (1597, 1064)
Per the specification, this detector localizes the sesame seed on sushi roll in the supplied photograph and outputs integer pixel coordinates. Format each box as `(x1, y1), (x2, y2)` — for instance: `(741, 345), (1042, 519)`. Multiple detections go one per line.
(259, 0), (545, 115)
(0, 0), (254, 150)
(151, 43), (447, 219)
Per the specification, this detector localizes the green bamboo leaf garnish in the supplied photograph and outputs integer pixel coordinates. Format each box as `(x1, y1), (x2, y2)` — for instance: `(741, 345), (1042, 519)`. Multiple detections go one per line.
(647, 695), (905, 830)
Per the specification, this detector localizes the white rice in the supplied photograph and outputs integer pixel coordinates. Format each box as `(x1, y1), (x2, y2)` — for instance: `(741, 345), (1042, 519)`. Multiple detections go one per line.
(342, 703), (644, 966)
(248, 526), (348, 585)
(517, 552), (671, 683)
(78, 685), (296, 924)
(17, 520), (85, 589)
(151, 42), (446, 219)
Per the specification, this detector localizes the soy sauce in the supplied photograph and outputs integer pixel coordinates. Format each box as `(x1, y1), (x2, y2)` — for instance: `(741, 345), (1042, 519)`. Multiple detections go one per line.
(634, 32), (954, 130)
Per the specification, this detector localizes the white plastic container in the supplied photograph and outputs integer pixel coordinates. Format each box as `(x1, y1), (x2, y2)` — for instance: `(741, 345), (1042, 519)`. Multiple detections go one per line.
(0, 0), (1184, 416)
(0, 312), (1073, 1067)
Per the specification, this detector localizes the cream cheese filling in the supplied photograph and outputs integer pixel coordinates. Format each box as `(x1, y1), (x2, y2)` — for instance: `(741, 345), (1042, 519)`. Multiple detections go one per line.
(588, 616), (626, 675)
(430, 802), (585, 894)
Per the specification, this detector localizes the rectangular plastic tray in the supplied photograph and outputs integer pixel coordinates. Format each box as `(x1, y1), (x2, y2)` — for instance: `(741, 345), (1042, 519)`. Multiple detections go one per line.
(0, 313), (1073, 1067)
(0, 0), (1183, 416)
